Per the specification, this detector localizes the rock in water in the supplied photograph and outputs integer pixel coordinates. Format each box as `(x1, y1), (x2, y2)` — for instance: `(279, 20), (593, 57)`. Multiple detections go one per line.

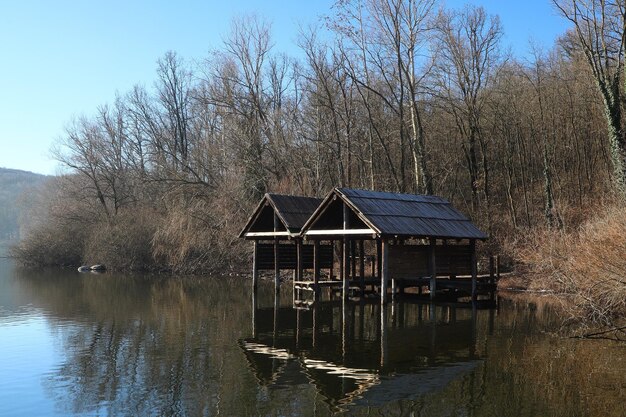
(77, 265), (91, 272)
(90, 264), (106, 271)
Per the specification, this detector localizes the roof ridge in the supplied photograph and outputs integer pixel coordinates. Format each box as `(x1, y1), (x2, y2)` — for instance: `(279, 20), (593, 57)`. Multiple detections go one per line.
(338, 187), (447, 200)
(363, 213), (470, 221)
(267, 192), (321, 198)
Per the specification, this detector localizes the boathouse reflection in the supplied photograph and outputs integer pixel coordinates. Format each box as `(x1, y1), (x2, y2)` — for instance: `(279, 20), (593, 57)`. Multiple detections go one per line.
(241, 296), (489, 410)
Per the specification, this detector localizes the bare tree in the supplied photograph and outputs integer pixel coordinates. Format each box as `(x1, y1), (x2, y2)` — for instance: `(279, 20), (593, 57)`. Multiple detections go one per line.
(525, 46), (560, 228)
(435, 5), (503, 212)
(157, 51), (192, 169)
(332, 0), (435, 193)
(553, 0), (626, 198)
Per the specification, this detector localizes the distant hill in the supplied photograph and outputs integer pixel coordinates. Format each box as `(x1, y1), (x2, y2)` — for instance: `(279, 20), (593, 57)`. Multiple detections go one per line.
(0, 167), (48, 241)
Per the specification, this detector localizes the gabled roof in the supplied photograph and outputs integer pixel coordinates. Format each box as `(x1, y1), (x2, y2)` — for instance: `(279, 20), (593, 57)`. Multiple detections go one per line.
(302, 188), (487, 240)
(239, 193), (323, 238)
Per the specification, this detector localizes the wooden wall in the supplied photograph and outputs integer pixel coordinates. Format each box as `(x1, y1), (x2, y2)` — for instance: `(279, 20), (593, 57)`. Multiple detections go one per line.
(256, 243), (333, 270)
(388, 244), (472, 278)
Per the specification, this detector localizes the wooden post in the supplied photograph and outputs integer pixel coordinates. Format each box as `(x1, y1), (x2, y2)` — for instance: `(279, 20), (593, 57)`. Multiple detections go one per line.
(429, 238), (437, 300)
(342, 201), (350, 299)
(295, 240), (303, 303)
(274, 213), (280, 293)
(359, 239), (365, 294)
(274, 241), (280, 293)
(252, 240), (259, 292)
(252, 286), (257, 338)
(496, 255), (501, 280)
(471, 239), (477, 301)
(381, 239), (389, 304)
(329, 239), (334, 280)
(488, 254), (495, 302)
(313, 239), (320, 299)
(296, 240), (303, 281)
(376, 240), (382, 279)
(350, 240), (356, 282)
(342, 238), (349, 299)
(339, 238), (344, 283)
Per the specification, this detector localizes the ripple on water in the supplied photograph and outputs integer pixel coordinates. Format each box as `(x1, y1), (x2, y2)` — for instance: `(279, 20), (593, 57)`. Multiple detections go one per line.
(0, 305), (45, 325)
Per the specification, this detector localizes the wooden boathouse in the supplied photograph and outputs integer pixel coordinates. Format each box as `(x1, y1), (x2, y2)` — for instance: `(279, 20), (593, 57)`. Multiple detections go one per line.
(240, 188), (493, 303)
(238, 193), (333, 292)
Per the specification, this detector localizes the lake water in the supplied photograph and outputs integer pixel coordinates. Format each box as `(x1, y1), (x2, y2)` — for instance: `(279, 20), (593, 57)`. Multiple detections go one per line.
(0, 257), (624, 417)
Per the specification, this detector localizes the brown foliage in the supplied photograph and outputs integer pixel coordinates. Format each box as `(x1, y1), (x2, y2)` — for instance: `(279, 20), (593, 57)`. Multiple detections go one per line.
(151, 191), (249, 274)
(514, 204), (626, 332)
(83, 207), (161, 271)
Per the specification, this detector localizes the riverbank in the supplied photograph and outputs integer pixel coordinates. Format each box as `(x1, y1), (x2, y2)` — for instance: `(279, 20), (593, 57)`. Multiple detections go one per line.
(504, 204), (626, 338)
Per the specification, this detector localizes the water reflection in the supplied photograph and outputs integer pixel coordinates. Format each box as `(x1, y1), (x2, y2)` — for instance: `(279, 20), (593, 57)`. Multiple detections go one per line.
(6, 265), (259, 417)
(242, 296), (487, 411)
(0, 260), (624, 417)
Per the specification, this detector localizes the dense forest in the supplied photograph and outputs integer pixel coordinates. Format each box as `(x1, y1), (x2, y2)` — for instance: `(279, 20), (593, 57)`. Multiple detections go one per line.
(12, 0), (626, 329)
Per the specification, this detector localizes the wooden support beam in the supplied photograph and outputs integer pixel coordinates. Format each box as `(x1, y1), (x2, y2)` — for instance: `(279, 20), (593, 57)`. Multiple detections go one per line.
(251, 288), (257, 338)
(496, 255), (501, 279)
(296, 240), (303, 281)
(429, 238), (437, 300)
(376, 240), (382, 280)
(329, 240), (334, 280)
(295, 240), (303, 303)
(381, 239), (389, 304)
(313, 240), (320, 299)
(342, 201), (349, 300)
(305, 228), (376, 236)
(274, 213), (280, 293)
(489, 254), (496, 301)
(471, 239), (478, 301)
(245, 231), (291, 237)
(252, 240), (259, 292)
(371, 249), (375, 279)
(350, 240), (356, 281)
(339, 239), (344, 283)
(342, 237), (349, 299)
(359, 240), (365, 294)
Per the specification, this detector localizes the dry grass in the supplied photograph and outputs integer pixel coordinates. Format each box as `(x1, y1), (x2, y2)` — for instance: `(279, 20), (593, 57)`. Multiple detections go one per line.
(514, 204), (626, 336)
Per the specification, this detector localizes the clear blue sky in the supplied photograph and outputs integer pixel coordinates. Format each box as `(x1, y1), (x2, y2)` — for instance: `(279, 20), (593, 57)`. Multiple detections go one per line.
(0, 0), (568, 175)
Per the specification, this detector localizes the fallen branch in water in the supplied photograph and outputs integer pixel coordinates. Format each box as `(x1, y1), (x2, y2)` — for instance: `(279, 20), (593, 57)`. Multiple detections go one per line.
(574, 325), (626, 341)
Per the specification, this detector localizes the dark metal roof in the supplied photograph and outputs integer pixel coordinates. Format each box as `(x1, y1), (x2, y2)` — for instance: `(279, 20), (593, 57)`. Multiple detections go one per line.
(239, 193), (323, 237)
(268, 194), (322, 232)
(304, 188), (487, 240)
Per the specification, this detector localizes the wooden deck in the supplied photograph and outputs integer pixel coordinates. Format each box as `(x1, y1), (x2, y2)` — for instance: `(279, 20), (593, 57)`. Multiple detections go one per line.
(293, 274), (497, 301)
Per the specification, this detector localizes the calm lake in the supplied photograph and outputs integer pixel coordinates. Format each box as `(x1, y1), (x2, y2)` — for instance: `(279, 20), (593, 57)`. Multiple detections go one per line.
(0, 257), (624, 417)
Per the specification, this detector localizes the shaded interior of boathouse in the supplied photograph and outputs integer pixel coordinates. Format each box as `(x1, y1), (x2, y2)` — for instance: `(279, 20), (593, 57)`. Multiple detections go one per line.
(239, 188), (498, 304)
